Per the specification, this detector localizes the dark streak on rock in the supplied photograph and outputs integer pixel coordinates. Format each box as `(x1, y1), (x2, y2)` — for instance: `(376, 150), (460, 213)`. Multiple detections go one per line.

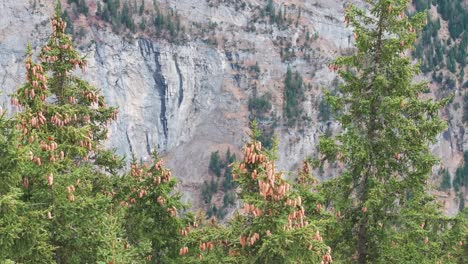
(145, 131), (151, 156)
(125, 130), (133, 155)
(173, 55), (184, 107)
(138, 38), (168, 146)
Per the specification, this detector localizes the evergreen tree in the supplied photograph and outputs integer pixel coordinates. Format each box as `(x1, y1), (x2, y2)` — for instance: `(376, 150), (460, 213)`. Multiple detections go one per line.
(463, 93), (468, 124)
(223, 148), (236, 191)
(265, 0), (276, 23)
(121, 1), (136, 32)
(102, 3), (110, 22)
(439, 168), (452, 191)
(181, 123), (332, 263)
(319, 1), (465, 262)
(284, 67), (304, 126)
(0, 103), (54, 262)
(5, 7), (139, 262)
(140, 16), (147, 30)
(209, 151), (222, 177)
(115, 153), (190, 262)
(139, 0), (145, 15)
(96, 0), (102, 16)
(78, 0), (89, 15)
(453, 151), (467, 193)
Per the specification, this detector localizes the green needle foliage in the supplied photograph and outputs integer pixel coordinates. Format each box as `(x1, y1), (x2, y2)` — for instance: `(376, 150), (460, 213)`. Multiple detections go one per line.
(180, 123), (332, 263)
(0, 104), (55, 262)
(0, 4), (195, 262)
(4, 5), (136, 262)
(115, 153), (190, 262)
(1, 4), (193, 262)
(318, 0), (466, 263)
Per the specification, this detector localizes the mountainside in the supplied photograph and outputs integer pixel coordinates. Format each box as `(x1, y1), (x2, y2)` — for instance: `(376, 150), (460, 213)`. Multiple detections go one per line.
(0, 0), (466, 214)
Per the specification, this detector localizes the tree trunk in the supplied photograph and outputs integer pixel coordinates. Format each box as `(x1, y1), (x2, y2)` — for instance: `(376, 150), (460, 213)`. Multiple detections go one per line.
(357, 213), (368, 263)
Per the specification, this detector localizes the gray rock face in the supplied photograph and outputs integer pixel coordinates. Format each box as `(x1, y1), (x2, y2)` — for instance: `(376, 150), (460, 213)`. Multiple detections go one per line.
(0, 0), (465, 212)
(85, 33), (225, 161)
(0, 0), (54, 111)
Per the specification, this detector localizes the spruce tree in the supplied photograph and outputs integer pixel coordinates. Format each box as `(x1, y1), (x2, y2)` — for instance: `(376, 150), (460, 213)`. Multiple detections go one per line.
(6, 6), (138, 262)
(115, 153), (190, 262)
(181, 124), (332, 263)
(209, 151), (222, 177)
(139, 0), (145, 15)
(2, 5), (194, 263)
(0, 104), (55, 262)
(318, 0), (466, 263)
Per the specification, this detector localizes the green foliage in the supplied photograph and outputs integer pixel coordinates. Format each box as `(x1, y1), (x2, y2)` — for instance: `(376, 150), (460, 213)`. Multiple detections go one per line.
(120, 1), (136, 32)
(319, 1), (462, 262)
(139, 0), (145, 15)
(463, 93), (468, 123)
(280, 46), (297, 62)
(68, 0), (89, 15)
(153, 7), (183, 38)
(223, 148), (236, 190)
(61, 10), (74, 35)
(248, 94), (275, 149)
(115, 154), (189, 262)
(453, 151), (468, 193)
(283, 67), (305, 126)
(2, 3), (466, 263)
(261, 0), (295, 28)
(97, 0), (102, 16)
(1, 8), (188, 262)
(457, 192), (465, 211)
(0, 111), (54, 262)
(447, 47), (457, 73)
(180, 130), (332, 263)
(457, 33), (467, 67)
(412, 0), (466, 79)
(413, 15), (443, 74)
(248, 93), (272, 118)
(436, 0), (467, 39)
(201, 178), (218, 204)
(319, 97), (331, 122)
(413, 0), (431, 12)
(223, 191), (235, 207)
(204, 148), (237, 218)
(209, 151), (222, 177)
(139, 16), (147, 30)
(439, 168), (452, 191)
(94, 0), (184, 38)
(2, 7), (131, 262)
(250, 62), (260, 73)
(265, 0), (275, 22)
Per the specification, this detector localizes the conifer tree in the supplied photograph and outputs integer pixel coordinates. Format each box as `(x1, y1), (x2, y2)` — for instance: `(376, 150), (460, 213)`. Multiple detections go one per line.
(139, 0), (145, 15)
(318, 0), (466, 263)
(181, 124), (332, 263)
(0, 105), (55, 262)
(209, 151), (222, 177)
(6, 6), (137, 262)
(3, 5), (195, 263)
(114, 153), (190, 262)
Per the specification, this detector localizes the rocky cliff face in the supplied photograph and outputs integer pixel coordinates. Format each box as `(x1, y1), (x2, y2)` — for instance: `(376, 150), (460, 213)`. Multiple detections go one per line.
(0, 0), (466, 212)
